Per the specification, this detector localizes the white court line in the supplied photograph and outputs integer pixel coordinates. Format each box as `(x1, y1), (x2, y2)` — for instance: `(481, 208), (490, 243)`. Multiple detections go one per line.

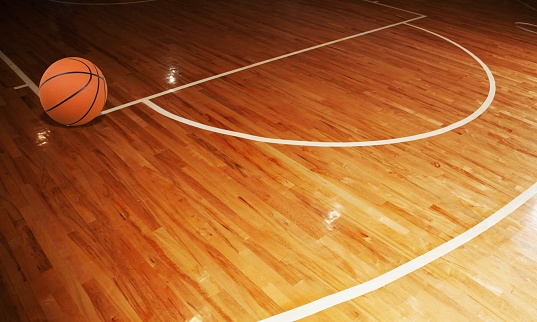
(515, 0), (537, 35)
(0, 50), (39, 94)
(363, 0), (425, 16)
(260, 182), (537, 322)
(47, 0), (156, 5)
(102, 15), (426, 115)
(515, 22), (537, 34)
(517, 0), (537, 12)
(143, 23), (496, 147)
(0, 2), (530, 321)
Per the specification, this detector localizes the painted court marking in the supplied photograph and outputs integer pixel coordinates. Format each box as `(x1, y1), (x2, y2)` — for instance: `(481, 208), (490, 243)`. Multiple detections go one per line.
(363, 0), (424, 16)
(515, 22), (537, 34)
(1, 2), (534, 321)
(143, 22), (496, 147)
(260, 182), (537, 321)
(515, 0), (537, 34)
(0, 50), (39, 94)
(517, 0), (537, 12)
(102, 15), (426, 115)
(47, 0), (156, 5)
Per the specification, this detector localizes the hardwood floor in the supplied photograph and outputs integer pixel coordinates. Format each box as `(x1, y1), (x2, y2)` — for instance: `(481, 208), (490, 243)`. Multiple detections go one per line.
(1, 0), (536, 321)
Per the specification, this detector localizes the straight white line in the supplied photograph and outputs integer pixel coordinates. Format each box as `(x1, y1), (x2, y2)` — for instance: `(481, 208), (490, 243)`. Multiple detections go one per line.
(260, 182), (537, 322)
(141, 23), (495, 148)
(101, 15), (426, 115)
(14, 84), (29, 90)
(0, 50), (39, 95)
(517, 0), (537, 12)
(363, 0), (425, 16)
(47, 0), (156, 5)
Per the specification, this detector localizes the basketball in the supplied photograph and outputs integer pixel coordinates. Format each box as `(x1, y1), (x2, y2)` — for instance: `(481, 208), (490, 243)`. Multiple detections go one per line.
(39, 57), (107, 126)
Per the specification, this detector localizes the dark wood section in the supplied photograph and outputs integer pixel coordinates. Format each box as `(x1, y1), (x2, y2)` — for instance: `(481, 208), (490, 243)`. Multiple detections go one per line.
(1, 0), (536, 321)
(0, 0), (417, 107)
(154, 23), (489, 142)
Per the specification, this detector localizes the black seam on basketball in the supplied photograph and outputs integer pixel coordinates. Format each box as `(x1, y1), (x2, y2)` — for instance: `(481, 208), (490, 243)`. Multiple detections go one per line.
(44, 59), (93, 113)
(69, 64), (102, 125)
(40, 71), (106, 88)
(70, 57), (100, 78)
(40, 57), (100, 87)
(44, 79), (92, 112)
(69, 61), (108, 125)
(100, 67), (108, 102)
(95, 61), (108, 112)
(96, 65), (108, 102)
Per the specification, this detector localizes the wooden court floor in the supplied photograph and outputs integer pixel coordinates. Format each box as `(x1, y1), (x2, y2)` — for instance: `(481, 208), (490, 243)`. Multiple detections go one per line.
(1, 0), (537, 321)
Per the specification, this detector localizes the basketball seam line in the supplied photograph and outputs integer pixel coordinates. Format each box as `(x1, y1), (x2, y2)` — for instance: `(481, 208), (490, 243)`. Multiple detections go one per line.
(43, 58), (95, 113)
(39, 71), (105, 88)
(43, 76), (93, 112)
(69, 63), (106, 125)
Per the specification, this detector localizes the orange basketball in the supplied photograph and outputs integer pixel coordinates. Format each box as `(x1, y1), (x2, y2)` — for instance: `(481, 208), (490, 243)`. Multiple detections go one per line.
(39, 57), (108, 126)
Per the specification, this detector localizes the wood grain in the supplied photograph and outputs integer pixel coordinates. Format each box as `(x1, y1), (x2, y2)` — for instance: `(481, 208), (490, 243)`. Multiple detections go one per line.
(1, 0), (536, 321)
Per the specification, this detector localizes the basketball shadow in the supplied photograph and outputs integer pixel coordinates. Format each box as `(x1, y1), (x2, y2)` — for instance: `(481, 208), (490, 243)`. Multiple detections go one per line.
(39, 111), (104, 128)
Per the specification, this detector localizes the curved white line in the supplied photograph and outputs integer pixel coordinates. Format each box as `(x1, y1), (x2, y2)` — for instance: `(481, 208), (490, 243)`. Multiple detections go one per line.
(517, 0), (537, 12)
(47, 0), (155, 5)
(146, 23), (496, 148)
(0, 50), (39, 94)
(260, 182), (537, 321)
(515, 22), (537, 35)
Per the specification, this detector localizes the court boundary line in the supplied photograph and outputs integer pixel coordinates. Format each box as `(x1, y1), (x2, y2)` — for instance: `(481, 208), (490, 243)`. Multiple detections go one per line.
(47, 0), (156, 5)
(515, 22), (537, 34)
(515, 0), (537, 34)
(363, 0), (424, 16)
(0, 50), (39, 94)
(517, 0), (537, 12)
(260, 182), (537, 321)
(143, 22), (496, 147)
(102, 15), (426, 115)
(1, 2), (534, 321)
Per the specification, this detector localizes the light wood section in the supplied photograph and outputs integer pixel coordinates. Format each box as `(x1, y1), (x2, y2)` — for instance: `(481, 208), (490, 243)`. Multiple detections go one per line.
(1, 0), (537, 321)
(303, 197), (537, 321)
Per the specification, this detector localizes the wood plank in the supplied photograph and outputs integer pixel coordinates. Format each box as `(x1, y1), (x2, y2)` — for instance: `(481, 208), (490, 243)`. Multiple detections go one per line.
(0, 0), (536, 321)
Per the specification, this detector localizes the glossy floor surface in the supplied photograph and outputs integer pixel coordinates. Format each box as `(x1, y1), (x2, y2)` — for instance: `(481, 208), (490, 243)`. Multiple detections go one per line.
(1, 0), (537, 321)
